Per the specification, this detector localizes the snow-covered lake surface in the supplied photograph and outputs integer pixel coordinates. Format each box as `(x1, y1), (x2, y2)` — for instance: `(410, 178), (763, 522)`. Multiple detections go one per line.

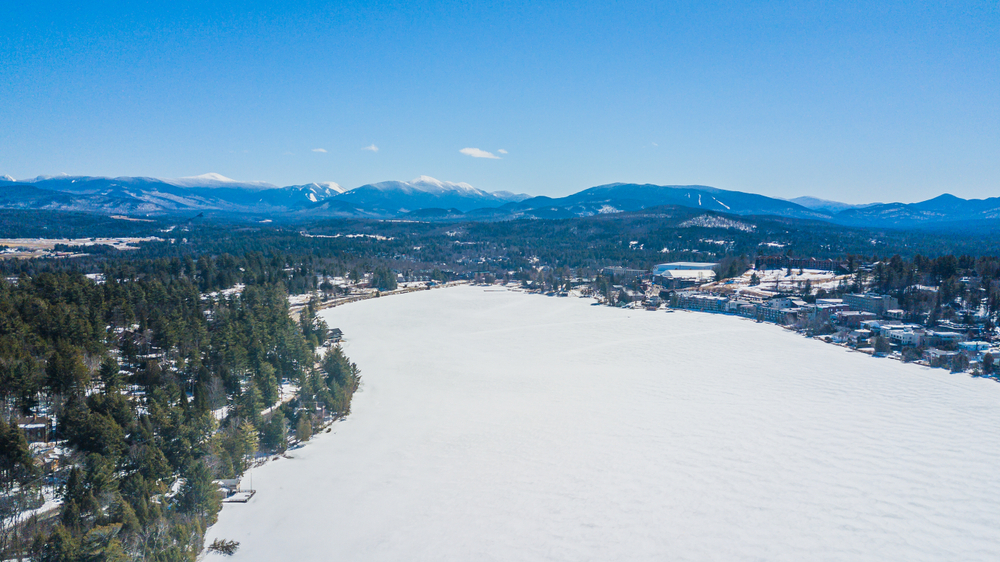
(205, 286), (1000, 561)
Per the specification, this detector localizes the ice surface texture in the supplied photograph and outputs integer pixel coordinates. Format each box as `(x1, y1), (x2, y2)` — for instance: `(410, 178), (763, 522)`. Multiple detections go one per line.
(205, 287), (1000, 561)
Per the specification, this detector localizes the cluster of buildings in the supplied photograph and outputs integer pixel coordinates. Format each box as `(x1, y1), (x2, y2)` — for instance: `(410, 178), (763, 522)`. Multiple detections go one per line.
(673, 292), (859, 325)
(596, 260), (997, 372)
(601, 262), (720, 289)
(670, 289), (997, 370)
(651, 262), (718, 288)
(843, 320), (993, 365)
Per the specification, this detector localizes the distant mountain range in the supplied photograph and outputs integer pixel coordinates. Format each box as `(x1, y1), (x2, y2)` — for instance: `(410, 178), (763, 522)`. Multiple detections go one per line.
(499, 184), (833, 221)
(335, 176), (527, 214)
(0, 173), (996, 229)
(0, 174), (527, 217)
(787, 196), (875, 214)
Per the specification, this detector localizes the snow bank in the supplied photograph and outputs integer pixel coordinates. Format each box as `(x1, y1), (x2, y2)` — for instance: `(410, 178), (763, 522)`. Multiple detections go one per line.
(205, 286), (1000, 561)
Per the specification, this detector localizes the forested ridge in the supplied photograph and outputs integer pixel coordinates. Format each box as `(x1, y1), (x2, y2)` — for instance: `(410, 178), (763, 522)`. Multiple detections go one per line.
(3, 206), (1000, 285)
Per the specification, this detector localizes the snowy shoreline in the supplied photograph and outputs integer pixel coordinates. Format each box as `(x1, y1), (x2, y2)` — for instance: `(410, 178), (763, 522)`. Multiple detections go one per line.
(205, 285), (1000, 561)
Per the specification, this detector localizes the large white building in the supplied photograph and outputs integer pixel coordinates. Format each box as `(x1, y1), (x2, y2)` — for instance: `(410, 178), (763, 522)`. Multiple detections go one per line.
(652, 262), (718, 287)
(652, 262), (719, 273)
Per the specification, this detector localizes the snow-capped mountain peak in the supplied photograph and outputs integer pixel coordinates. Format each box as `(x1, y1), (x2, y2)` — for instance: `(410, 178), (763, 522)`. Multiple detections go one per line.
(313, 181), (346, 194)
(272, 182), (346, 205)
(362, 176), (488, 197)
(491, 190), (531, 202)
(187, 172), (234, 182)
(164, 173), (277, 190)
(298, 182), (345, 202)
(408, 176), (483, 195)
(337, 176), (512, 212)
(24, 174), (69, 182)
(1, 174), (14, 182)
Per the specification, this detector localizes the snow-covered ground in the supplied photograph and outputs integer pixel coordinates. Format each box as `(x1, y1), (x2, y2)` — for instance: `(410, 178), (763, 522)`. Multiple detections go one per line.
(204, 286), (1000, 561)
(2, 485), (60, 528)
(701, 268), (850, 296)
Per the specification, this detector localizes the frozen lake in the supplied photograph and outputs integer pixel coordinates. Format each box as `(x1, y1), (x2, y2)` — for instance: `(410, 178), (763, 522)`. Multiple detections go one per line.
(205, 286), (1000, 561)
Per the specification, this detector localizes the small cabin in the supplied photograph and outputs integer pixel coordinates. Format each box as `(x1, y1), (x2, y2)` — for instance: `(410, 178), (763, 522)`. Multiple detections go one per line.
(18, 416), (52, 443)
(329, 328), (344, 342)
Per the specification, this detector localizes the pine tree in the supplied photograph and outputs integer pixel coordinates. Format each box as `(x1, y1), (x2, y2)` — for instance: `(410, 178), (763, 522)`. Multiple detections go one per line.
(98, 357), (121, 394)
(0, 418), (35, 489)
(873, 336), (891, 355)
(237, 420), (259, 468)
(178, 460), (222, 524)
(46, 340), (90, 395)
(39, 526), (79, 562)
(296, 415), (312, 442)
(261, 414), (288, 453)
(60, 467), (85, 531)
(256, 363), (279, 407)
(237, 381), (263, 428)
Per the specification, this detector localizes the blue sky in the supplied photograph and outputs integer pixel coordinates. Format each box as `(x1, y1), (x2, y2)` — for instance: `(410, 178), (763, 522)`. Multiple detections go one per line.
(1, 1), (997, 202)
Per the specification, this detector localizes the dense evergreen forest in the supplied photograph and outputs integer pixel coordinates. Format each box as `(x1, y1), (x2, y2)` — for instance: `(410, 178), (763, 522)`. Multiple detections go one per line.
(0, 256), (360, 560)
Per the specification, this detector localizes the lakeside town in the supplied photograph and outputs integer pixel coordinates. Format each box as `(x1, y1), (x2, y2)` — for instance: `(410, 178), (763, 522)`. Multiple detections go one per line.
(582, 258), (999, 376)
(280, 258), (1000, 377)
(276, 256), (999, 378)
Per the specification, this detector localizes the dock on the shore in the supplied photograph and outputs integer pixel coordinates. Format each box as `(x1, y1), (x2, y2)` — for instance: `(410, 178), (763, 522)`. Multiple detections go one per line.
(222, 490), (256, 503)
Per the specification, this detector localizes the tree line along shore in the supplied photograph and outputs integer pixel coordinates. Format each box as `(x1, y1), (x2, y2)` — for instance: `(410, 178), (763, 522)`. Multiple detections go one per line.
(0, 257), (361, 562)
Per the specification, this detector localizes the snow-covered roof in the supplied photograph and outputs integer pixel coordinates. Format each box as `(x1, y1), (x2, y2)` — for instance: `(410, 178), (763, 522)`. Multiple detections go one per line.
(654, 262), (718, 272)
(657, 269), (715, 279)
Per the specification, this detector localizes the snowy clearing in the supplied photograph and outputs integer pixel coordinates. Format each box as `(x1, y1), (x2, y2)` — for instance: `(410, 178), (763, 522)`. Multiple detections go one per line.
(205, 286), (1000, 561)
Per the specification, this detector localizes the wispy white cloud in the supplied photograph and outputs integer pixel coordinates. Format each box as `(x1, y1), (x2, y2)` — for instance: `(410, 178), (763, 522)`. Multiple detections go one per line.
(651, 142), (658, 147)
(312, 148), (327, 153)
(460, 147), (501, 159)
(362, 144), (379, 152)
(497, 149), (508, 154)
